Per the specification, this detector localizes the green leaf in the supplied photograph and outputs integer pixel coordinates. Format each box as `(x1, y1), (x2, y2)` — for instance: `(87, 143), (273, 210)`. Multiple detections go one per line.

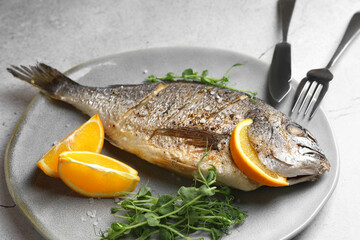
(217, 186), (231, 196)
(111, 222), (127, 232)
(134, 213), (146, 223)
(201, 70), (209, 77)
(182, 68), (194, 77)
(136, 228), (152, 240)
(144, 63), (260, 103)
(211, 227), (223, 240)
(133, 226), (152, 240)
(125, 212), (135, 219)
(158, 205), (174, 216)
(178, 186), (200, 202)
(104, 151), (248, 240)
(145, 75), (158, 82)
(199, 185), (215, 197)
(188, 210), (200, 225)
(157, 194), (174, 205)
(178, 206), (187, 216)
(145, 212), (160, 227)
(120, 199), (134, 210)
(153, 194), (175, 215)
(137, 186), (152, 200)
(159, 228), (174, 240)
(228, 207), (246, 220)
(164, 72), (175, 81)
(111, 207), (119, 214)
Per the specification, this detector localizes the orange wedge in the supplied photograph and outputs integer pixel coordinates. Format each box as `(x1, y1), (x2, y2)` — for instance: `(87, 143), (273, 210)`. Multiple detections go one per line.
(58, 151), (140, 198)
(230, 119), (289, 187)
(36, 115), (104, 178)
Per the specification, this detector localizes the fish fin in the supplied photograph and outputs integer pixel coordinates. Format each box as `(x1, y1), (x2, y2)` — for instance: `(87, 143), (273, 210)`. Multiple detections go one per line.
(153, 127), (225, 150)
(7, 63), (79, 99)
(185, 139), (217, 149)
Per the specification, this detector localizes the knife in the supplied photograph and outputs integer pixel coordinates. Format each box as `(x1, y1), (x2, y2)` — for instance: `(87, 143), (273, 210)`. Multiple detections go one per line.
(268, 0), (296, 102)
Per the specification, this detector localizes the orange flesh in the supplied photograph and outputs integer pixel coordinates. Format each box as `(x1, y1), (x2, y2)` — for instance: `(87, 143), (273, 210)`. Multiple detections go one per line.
(36, 115), (104, 178)
(58, 151), (139, 198)
(230, 119), (289, 187)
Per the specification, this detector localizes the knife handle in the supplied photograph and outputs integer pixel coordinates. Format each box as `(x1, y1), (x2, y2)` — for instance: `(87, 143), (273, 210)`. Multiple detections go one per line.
(279, 0), (296, 42)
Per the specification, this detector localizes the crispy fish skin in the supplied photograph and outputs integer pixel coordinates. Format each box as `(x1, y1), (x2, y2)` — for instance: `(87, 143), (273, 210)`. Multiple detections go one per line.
(7, 63), (330, 191)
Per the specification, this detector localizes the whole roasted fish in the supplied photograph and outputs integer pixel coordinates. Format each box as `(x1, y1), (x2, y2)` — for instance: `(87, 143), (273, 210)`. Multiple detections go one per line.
(7, 63), (330, 191)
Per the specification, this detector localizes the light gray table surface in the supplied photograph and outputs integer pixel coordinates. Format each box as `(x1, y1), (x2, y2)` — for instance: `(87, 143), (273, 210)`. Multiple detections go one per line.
(1, 0), (359, 239)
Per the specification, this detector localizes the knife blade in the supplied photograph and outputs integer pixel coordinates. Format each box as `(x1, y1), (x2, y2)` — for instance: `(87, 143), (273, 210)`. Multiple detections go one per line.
(268, 0), (296, 102)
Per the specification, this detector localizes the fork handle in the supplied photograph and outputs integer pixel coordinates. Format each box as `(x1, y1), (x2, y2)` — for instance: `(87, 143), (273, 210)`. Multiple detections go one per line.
(326, 12), (360, 69)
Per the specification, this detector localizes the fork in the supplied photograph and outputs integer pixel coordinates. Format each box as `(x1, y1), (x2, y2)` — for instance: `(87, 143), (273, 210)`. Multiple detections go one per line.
(292, 12), (360, 119)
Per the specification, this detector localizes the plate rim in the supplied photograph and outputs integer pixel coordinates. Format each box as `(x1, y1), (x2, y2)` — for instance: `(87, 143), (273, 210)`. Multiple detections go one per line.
(4, 46), (340, 240)
(282, 115), (340, 239)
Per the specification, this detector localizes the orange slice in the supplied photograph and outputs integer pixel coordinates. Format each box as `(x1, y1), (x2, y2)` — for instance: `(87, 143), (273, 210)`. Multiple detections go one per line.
(230, 119), (289, 187)
(58, 151), (140, 198)
(36, 115), (104, 178)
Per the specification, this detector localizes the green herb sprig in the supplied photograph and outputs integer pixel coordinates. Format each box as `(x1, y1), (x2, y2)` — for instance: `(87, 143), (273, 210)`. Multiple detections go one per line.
(101, 151), (246, 240)
(145, 63), (258, 102)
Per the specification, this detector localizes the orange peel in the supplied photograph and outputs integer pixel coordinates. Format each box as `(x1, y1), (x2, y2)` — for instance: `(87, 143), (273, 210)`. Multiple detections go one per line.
(36, 114), (104, 178)
(58, 151), (140, 198)
(230, 118), (289, 187)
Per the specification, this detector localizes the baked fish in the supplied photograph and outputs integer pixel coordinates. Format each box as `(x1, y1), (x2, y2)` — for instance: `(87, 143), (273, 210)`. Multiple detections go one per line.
(7, 63), (330, 191)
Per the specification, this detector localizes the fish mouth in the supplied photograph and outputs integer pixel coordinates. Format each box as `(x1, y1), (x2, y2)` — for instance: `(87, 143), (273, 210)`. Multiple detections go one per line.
(259, 139), (330, 185)
(272, 122), (331, 183)
(293, 131), (331, 177)
(286, 175), (319, 185)
(264, 151), (330, 183)
(266, 154), (329, 185)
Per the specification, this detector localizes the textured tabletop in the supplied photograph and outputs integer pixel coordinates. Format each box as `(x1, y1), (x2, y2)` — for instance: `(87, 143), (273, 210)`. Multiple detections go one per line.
(1, 0), (359, 239)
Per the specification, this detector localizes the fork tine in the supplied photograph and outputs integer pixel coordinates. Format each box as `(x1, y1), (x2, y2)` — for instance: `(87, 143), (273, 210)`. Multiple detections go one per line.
(298, 81), (316, 113)
(291, 78), (309, 112)
(309, 83), (329, 120)
(304, 83), (322, 115)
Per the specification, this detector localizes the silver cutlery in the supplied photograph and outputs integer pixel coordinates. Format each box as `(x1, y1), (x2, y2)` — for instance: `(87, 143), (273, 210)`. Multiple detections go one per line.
(292, 12), (360, 119)
(268, 0), (296, 102)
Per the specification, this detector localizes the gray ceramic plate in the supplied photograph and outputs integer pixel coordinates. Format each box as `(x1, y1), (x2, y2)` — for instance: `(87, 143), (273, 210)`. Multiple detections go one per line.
(5, 47), (339, 240)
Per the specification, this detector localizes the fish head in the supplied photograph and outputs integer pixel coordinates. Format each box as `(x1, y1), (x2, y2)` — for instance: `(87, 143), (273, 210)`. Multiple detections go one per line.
(245, 109), (330, 184)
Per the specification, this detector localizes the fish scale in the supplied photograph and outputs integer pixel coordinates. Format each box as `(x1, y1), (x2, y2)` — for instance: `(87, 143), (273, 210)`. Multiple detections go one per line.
(155, 85), (243, 134)
(7, 63), (330, 191)
(122, 83), (205, 132)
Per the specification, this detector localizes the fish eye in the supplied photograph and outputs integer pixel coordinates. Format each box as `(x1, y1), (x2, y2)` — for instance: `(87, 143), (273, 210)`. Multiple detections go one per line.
(286, 123), (305, 137)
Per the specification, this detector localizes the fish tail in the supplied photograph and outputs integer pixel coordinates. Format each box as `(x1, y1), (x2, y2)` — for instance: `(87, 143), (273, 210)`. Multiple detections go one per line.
(7, 63), (79, 99)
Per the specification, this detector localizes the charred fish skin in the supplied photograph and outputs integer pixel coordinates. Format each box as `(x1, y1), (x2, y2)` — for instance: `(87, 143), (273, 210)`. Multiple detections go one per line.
(7, 63), (330, 191)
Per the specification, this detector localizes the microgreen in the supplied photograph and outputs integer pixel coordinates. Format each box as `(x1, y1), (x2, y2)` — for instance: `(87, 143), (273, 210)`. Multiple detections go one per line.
(145, 63), (258, 102)
(101, 151), (247, 240)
